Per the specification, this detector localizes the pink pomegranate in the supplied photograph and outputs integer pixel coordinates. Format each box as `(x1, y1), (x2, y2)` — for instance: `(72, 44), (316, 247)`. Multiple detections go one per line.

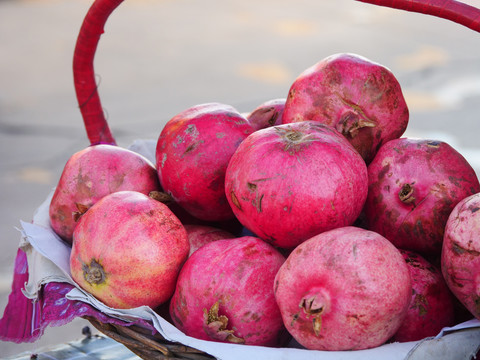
(274, 226), (411, 351)
(169, 236), (286, 346)
(224, 121), (368, 249)
(184, 224), (234, 256)
(282, 53), (409, 163)
(70, 191), (189, 309)
(246, 98), (285, 131)
(156, 103), (254, 222)
(49, 144), (160, 245)
(392, 250), (455, 342)
(364, 138), (480, 256)
(150, 189), (244, 236)
(442, 192), (480, 320)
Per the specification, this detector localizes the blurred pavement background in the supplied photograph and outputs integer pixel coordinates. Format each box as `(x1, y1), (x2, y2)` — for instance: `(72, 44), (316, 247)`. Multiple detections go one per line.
(1, 0), (480, 357)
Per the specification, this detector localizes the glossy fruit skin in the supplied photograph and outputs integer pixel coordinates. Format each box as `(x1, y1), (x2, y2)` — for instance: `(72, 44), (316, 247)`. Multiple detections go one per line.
(70, 191), (189, 309)
(49, 144), (160, 245)
(156, 103), (254, 222)
(169, 236), (286, 346)
(274, 226), (411, 351)
(282, 53), (409, 163)
(364, 138), (480, 256)
(392, 250), (455, 342)
(225, 121), (368, 249)
(442, 193), (480, 320)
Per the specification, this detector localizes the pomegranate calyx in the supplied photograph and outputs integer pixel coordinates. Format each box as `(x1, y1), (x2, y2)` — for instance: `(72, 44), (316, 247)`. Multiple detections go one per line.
(399, 183), (415, 204)
(203, 301), (245, 344)
(82, 259), (106, 285)
(73, 202), (90, 222)
(336, 110), (377, 139)
(300, 295), (325, 315)
(300, 291), (328, 336)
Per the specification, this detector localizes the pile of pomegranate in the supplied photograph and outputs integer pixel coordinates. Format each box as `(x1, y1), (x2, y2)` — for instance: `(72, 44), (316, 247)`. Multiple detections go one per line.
(50, 53), (480, 351)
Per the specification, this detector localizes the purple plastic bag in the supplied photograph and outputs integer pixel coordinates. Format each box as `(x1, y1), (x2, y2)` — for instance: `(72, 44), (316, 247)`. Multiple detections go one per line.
(0, 248), (156, 343)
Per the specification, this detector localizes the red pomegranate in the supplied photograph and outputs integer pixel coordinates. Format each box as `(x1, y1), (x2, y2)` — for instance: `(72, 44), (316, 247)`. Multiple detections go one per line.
(442, 192), (480, 320)
(392, 249), (455, 342)
(70, 191), (189, 309)
(282, 53), (409, 163)
(364, 138), (480, 257)
(183, 224), (234, 256)
(49, 144), (160, 244)
(274, 226), (411, 350)
(169, 236), (286, 346)
(246, 98), (285, 131)
(156, 103), (254, 222)
(224, 121), (368, 249)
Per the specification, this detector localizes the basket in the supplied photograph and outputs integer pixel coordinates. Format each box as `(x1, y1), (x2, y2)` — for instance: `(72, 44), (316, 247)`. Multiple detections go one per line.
(56, 0), (480, 358)
(84, 316), (215, 359)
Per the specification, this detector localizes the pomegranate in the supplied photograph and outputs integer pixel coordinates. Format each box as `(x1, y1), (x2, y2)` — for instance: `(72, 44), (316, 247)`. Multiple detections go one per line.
(70, 191), (189, 309)
(151, 190), (244, 236)
(169, 236), (286, 346)
(392, 250), (455, 342)
(49, 144), (160, 245)
(364, 138), (480, 257)
(184, 224), (234, 256)
(156, 103), (254, 222)
(224, 121), (368, 249)
(442, 192), (480, 320)
(246, 98), (285, 131)
(282, 53), (409, 163)
(274, 226), (411, 351)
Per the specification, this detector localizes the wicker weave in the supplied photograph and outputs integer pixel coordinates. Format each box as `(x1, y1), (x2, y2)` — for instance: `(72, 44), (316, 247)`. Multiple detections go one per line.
(85, 316), (215, 360)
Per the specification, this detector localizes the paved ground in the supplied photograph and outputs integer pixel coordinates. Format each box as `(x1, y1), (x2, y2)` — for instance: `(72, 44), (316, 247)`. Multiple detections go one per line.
(1, 0), (480, 357)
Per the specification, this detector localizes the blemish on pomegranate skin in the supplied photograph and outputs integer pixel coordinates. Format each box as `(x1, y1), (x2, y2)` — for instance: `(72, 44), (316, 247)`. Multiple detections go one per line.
(452, 241), (480, 256)
(183, 140), (204, 156)
(254, 194), (264, 213)
(449, 274), (465, 288)
(290, 313), (300, 327)
(230, 191), (242, 210)
(242, 243), (260, 257)
(269, 113), (279, 126)
(161, 153), (167, 168)
(378, 164), (391, 180)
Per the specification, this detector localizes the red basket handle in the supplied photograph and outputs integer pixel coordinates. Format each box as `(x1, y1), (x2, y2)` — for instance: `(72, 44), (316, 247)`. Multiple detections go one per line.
(357, 0), (480, 32)
(73, 0), (124, 146)
(72, 0), (480, 146)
